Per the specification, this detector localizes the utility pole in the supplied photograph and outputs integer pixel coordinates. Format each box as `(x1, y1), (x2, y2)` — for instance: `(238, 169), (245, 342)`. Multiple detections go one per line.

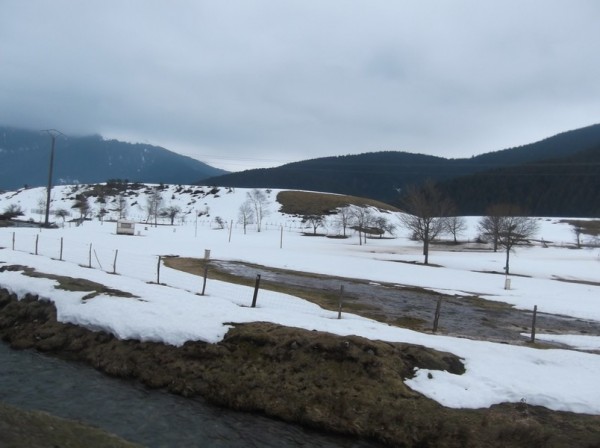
(41, 129), (63, 227)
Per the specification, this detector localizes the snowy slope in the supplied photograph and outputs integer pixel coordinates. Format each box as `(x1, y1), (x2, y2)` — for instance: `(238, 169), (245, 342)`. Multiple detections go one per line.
(1, 183), (600, 415)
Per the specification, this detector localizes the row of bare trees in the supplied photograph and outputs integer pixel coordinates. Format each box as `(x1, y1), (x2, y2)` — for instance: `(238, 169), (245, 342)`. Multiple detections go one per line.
(23, 182), (539, 273)
(139, 184), (539, 274)
(294, 205), (396, 243)
(399, 181), (539, 273)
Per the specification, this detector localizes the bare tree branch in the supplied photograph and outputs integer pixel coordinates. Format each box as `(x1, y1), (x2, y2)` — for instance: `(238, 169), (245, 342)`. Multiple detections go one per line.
(399, 181), (449, 264)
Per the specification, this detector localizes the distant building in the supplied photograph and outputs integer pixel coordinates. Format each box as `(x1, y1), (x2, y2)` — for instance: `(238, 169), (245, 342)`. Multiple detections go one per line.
(116, 219), (135, 235)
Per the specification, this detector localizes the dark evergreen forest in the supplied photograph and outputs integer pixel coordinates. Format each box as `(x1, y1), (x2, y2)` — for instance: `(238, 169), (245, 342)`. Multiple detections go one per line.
(437, 145), (600, 217)
(203, 124), (600, 217)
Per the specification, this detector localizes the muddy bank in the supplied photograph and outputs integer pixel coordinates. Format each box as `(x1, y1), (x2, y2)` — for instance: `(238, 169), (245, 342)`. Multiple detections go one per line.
(1, 289), (599, 447)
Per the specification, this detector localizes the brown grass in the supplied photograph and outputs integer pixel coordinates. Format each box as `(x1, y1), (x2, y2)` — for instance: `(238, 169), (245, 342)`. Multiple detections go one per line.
(162, 257), (378, 316)
(559, 219), (600, 236)
(3, 289), (599, 448)
(2, 279), (600, 447)
(276, 190), (399, 215)
(0, 264), (136, 300)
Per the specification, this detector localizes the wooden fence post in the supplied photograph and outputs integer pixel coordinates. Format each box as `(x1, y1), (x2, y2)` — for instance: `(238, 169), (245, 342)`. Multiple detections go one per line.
(157, 256), (162, 284)
(88, 243), (92, 268)
(251, 274), (261, 308)
(201, 264), (209, 295)
(337, 285), (344, 319)
(12, 232), (15, 250)
(112, 250), (118, 274)
(59, 237), (63, 261)
(93, 250), (103, 271)
(433, 297), (443, 333)
(530, 305), (538, 343)
(35, 234), (39, 255)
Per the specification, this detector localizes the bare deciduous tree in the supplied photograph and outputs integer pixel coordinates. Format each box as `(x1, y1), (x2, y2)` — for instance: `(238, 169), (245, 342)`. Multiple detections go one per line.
(302, 214), (325, 235)
(238, 200), (255, 234)
(97, 207), (108, 223)
(114, 194), (128, 219)
(1, 204), (24, 220)
(572, 222), (584, 249)
(214, 216), (226, 229)
(36, 196), (47, 223)
(246, 189), (270, 232)
(73, 194), (90, 224)
(478, 204), (506, 251)
(161, 205), (182, 225)
(54, 208), (70, 226)
(480, 204), (538, 275)
(351, 207), (374, 245)
(445, 215), (467, 243)
(490, 204), (539, 275)
(399, 181), (449, 264)
(373, 215), (396, 238)
(334, 205), (353, 237)
(145, 187), (163, 227)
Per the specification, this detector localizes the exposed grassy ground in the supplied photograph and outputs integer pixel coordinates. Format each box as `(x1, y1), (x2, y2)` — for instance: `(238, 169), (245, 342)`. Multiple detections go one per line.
(558, 219), (600, 236)
(163, 257), (385, 320)
(0, 264), (136, 300)
(1, 290), (599, 448)
(276, 190), (400, 215)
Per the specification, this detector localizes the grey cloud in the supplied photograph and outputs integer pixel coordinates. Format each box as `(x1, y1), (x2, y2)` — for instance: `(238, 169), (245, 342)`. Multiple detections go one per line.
(1, 1), (599, 171)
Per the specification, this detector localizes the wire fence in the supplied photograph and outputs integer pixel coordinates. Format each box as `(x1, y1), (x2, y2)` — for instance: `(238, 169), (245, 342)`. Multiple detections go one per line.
(1, 229), (343, 320)
(1, 228), (563, 340)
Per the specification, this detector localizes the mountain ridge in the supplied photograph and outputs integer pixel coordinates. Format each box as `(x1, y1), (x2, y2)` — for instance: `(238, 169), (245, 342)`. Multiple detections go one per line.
(201, 123), (600, 216)
(3, 123), (600, 217)
(0, 126), (228, 190)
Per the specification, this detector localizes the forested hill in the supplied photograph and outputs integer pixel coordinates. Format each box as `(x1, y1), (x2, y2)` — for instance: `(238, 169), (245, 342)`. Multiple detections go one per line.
(202, 123), (600, 214)
(437, 144), (600, 217)
(0, 127), (228, 190)
(203, 152), (455, 204)
(458, 123), (600, 169)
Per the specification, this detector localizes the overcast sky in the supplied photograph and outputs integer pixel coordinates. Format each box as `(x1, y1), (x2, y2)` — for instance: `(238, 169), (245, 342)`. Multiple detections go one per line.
(1, 1), (599, 171)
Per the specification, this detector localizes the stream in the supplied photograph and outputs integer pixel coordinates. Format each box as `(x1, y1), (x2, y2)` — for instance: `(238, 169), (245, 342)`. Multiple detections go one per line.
(0, 342), (382, 448)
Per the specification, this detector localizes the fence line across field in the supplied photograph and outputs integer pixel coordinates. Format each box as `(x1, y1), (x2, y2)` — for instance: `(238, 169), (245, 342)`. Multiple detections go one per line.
(4, 231), (263, 305)
(2, 229), (542, 340)
(5, 230), (343, 315)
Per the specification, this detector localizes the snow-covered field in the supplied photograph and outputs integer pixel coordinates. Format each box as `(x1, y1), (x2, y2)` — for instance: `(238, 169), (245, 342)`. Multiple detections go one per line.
(1, 184), (599, 415)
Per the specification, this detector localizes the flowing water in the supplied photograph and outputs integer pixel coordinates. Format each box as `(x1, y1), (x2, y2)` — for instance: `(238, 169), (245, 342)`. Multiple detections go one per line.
(0, 343), (382, 448)
(213, 260), (600, 344)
